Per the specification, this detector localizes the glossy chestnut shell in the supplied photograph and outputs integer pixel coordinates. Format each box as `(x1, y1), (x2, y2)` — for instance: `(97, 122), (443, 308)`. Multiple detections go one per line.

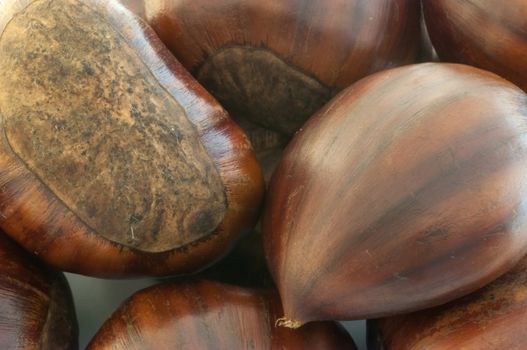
(424, 0), (527, 91)
(87, 280), (356, 349)
(264, 63), (527, 325)
(143, 0), (421, 135)
(0, 0), (264, 277)
(0, 232), (78, 349)
(369, 254), (527, 349)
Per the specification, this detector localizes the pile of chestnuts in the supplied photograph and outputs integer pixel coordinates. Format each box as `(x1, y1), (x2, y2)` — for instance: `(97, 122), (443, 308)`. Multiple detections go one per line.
(0, 0), (525, 348)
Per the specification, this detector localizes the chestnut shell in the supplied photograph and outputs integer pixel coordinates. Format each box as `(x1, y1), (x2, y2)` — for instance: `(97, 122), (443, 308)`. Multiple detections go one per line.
(369, 254), (527, 349)
(263, 63), (527, 324)
(0, 0), (264, 277)
(143, 0), (421, 135)
(424, 0), (527, 91)
(0, 232), (78, 349)
(87, 280), (356, 349)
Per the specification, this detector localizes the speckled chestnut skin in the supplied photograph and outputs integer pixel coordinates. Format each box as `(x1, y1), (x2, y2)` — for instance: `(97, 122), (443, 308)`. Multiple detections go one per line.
(0, 0), (264, 277)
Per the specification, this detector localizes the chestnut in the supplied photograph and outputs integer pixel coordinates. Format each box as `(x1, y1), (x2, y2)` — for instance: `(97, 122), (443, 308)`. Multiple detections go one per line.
(424, 0), (527, 91)
(263, 63), (527, 325)
(369, 254), (527, 349)
(143, 0), (421, 135)
(0, 0), (264, 277)
(0, 232), (77, 349)
(87, 280), (356, 349)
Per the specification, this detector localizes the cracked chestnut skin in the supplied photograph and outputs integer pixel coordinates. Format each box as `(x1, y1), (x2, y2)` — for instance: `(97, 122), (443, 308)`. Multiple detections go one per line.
(0, 0), (264, 277)
(0, 232), (78, 350)
(142, 0), (421, 135)
(87, 280), (356, 350)
(369, 254), (527, 350)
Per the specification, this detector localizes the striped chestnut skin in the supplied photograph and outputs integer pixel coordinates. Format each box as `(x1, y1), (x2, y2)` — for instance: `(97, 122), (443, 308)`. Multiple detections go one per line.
(86, 280), (356, 350)
(0, 0), (264, 277)
(0, 232), (78, 349)
(424, 0), (527, 91)
(369, 254), (527, 350)
(417, 3), (438, 63)
(143, 0), (421, 135)
(263, 63), (527, 325)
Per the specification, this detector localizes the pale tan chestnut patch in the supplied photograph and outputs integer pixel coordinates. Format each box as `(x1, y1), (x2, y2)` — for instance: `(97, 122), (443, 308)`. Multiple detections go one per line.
(0, 0), (227, 252)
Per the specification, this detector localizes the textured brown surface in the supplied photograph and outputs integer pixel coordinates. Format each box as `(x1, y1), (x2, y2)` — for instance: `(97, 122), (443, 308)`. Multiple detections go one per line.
(198, 231), (275, 288)
(0, 233), (77, 349)
(196, 46), (333, 134)
(0, 0), (264, 276)
(144, 0), (421, 134)
(263, 63), (527, 324)
(87, 280), (356, 350)
(424, 0), (527, 91)
(0, 0), (226, 252)
(371, 254), (527, 349)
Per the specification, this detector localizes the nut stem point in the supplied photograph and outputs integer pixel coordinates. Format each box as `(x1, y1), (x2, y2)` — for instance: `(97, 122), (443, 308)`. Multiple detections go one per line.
(275, 316), (302, 329)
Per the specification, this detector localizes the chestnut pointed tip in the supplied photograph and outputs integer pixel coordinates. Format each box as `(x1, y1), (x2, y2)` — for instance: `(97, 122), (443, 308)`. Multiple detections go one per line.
(275, 316), (303, 329)
(277, 284), (321, 327)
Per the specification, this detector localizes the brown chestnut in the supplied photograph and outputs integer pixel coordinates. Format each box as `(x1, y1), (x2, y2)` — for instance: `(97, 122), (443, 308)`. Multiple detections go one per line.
(0, 0), (264, 277)
(369, 254), (527, 349)
(0, 232), (77, 349)
(143, 0), (421, 135)
(87, 280), (356, 349)
(235, 118), (287, 185)
(263, 63), (527, 326)
(424, 0), (527, 91)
